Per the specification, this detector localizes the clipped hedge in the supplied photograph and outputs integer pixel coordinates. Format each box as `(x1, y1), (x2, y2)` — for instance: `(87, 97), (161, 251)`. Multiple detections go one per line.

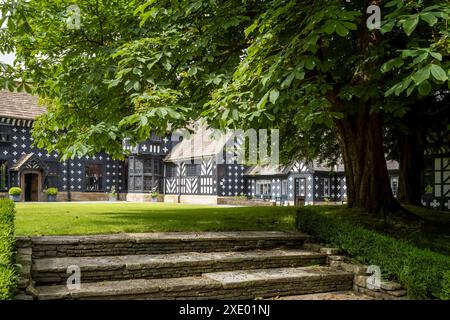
(297, 208), (450, 300)
(0, 198), (17, 300)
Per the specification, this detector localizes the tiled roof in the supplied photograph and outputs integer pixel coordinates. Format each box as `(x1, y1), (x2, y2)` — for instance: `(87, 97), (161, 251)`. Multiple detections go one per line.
(245, 160), (345, 176)
(311, 160), (345, 172)
(245, 164), (291, 176)
(10, 153), (34, 171)
(0, 90), (46, 120)
(386, 160), (399, 171)
(165, 126), (234, 162)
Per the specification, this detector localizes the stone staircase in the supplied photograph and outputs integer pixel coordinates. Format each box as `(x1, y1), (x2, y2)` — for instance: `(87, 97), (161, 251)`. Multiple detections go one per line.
(15, 232), (354, 300)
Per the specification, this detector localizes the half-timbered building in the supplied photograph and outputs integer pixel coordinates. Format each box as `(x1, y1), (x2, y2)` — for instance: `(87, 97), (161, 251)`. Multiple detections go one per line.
(0, 91), (127, 201)
(0, 90), (448, 210)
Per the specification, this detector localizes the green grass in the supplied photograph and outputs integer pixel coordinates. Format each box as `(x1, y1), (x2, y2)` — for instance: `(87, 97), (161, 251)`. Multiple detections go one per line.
(0, 198), (17, 300)
(297, 205), (450, 299)
(15, 202), (298, 236)
(300, 205), (450, 256)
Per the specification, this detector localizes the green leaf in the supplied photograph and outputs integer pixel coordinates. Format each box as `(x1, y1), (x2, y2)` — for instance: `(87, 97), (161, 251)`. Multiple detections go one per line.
(281, 72), (295, 89)
(412, 52), (429, 65)
(245, 19), (259, 37)
(295, 71), (305, 80)
(188, 67), (198, 76)
(406, 84), (415, 97)
(418, 80), (431, 96)
(381, 57), (404, 73)
(412, 65), (431, 85)
(430, 52), (442, 61)
(305, 57), (316, 70)
(430, 64), (448, 82)
(163, 61), (172, 71)
(322, 22), (335, 35)
(420, 12), (438, 26)
(269, 89), (279, 104)
(341, 21), (357, 30)
(380, 20), (395, 34)
(403, 15), (419, 36)
(335, 23), (349, 37)
(256, 92), (269, 110)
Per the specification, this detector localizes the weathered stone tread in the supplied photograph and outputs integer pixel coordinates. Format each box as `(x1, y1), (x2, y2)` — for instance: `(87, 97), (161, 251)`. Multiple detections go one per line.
(24, 231), (309, 245)
(21, 231), (310, 259)
(35, 266), (353, 300)
(32, 249), (326, 284)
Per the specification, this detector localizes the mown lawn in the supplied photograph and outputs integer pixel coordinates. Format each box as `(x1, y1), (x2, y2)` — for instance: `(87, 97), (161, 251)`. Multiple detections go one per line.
(15, 202), (298, 236)
(15, 202), (450, 256)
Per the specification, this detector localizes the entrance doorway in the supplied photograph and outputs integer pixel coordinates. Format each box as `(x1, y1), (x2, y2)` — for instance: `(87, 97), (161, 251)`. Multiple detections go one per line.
(294, 178), (306, 205)
(24, 173), (39, 202)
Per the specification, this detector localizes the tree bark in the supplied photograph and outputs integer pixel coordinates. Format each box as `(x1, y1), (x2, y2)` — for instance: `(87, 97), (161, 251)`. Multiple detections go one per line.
(396, 113), (424, 206)
(335, 105), (401, 215)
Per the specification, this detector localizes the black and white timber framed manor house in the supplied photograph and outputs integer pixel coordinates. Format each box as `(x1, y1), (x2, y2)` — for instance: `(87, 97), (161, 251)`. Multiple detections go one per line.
(0, 91), (449, 211)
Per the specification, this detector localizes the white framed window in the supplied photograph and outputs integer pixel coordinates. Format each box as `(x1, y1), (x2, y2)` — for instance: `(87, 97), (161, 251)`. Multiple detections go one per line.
(281, 179), (288, 196)
(256, 180), (271, 196)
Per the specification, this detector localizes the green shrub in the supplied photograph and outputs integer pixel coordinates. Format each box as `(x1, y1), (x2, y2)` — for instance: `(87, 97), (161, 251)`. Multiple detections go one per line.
(0, 198), (17, 300)
(8, 187), (22, 196)
(297, 208), (450, 300)
(45, 188), (58, 196)
(441, 271), (450, 300)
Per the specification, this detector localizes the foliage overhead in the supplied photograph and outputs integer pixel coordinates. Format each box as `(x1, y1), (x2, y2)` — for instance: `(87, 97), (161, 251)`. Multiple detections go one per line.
(0, 0), (449, 162)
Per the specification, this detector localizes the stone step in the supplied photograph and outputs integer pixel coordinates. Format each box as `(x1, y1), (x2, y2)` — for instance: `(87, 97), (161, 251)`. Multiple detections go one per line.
(35, 266), (354, 300)
(32, 249), (327, 284)
(18, 231), (309, 258)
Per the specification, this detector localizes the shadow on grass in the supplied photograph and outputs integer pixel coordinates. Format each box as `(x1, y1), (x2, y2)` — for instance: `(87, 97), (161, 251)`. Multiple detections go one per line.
(16, 205), (298, 236)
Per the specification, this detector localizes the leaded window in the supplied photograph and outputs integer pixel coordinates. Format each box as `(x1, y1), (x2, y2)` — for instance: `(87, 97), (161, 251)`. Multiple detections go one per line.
(256, 180), (271, 196)
(128, 157), (162, 192)
(44, 162), (60, 189)
(281, 179), (288, 196)
(0, 125), (11, 144)
(85, 164), (103, 191)
(186, 164), (200, 177)
(166, 165), (177, 177)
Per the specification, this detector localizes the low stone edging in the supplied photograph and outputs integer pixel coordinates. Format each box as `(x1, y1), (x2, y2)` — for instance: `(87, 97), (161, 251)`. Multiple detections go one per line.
(217, 197), (276, 206)
(303, 243), (407, 300)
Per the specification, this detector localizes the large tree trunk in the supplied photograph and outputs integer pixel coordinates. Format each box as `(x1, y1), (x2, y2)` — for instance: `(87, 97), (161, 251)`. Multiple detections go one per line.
(397, 129), (424, 206)
(335, 105), (401, 215)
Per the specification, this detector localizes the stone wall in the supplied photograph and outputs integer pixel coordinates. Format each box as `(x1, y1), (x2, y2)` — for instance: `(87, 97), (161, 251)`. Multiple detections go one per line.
(1, 191), (129, 202)
(163, 195), (219, 205)
(304, 243), (407, 300)
(217, 197), (276, 206)
(17, 233), (308, 259)
(126, 193), (164, 202)
(56, 192), (130, 202)
(163, 194), (179, 203)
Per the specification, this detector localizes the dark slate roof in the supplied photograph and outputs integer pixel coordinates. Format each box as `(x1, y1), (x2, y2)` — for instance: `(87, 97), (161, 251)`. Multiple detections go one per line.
(245, 160), (346, 176)
(0, 90), (46, 120)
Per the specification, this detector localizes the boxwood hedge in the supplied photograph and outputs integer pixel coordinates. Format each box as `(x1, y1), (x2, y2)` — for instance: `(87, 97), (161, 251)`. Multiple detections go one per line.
(297, 208), (450, 300)
(0, 198), (17, 300)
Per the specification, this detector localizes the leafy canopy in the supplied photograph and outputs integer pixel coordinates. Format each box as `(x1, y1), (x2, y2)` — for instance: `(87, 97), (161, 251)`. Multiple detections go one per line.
(0, 0), (449, 161)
